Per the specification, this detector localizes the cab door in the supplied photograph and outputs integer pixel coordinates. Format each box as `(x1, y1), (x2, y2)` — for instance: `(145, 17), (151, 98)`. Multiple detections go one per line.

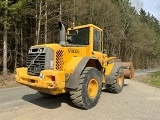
(92, 28), (104, 65)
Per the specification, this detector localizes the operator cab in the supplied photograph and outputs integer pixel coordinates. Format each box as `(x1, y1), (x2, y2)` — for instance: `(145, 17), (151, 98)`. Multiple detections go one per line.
(67, 24), (103, 52)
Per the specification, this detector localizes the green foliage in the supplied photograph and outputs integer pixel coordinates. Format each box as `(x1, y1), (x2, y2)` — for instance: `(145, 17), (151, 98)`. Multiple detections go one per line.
(1, 0), (160, 71)
(0, 1), (6, 24)
(144, 71), (160, 88)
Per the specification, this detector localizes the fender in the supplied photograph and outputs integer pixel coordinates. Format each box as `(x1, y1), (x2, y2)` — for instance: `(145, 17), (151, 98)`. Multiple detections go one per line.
(105, 62), (122, 85)
(65, 57), (102, 89)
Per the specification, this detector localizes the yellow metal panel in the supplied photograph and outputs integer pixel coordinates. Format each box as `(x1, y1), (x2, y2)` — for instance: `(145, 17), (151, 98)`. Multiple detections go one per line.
(92, 51), (104, 65)
(90, 26), (94, 52)
(15, 68), (28, 81)
(33, 44), (61, 50)
(15, 68), (67, 95)
(16, 68), (27, 75)
(65, 57), (83, 74)
(41, 70), (65, 89)
(106, 57), (116, 61)
(105, 63), (115, 76)
(62, 47), (89, 72)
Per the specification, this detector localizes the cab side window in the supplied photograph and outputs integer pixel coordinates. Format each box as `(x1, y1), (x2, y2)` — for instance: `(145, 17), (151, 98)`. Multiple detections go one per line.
(93, 29), (101, 51)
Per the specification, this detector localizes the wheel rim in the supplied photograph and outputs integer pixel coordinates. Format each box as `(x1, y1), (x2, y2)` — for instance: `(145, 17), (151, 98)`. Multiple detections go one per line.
(88, 79), (98, 98)
(118, 74), (123, 86)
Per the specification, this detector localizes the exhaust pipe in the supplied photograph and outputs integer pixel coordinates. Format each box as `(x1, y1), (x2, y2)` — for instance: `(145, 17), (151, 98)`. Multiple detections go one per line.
(58, 22), (66, 45)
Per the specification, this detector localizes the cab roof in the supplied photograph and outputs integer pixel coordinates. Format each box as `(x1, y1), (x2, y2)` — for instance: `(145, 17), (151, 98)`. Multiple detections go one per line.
(68, 24), (103, 31)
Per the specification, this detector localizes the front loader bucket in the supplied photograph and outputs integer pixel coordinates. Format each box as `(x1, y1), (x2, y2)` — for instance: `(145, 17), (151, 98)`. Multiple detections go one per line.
(117, 62), (134, 79)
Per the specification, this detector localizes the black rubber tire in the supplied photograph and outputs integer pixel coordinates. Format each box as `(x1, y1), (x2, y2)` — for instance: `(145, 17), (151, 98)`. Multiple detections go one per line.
(69, 67), (102, 109)
(106, 67), (124, 93)
(38, 91), (53, 98)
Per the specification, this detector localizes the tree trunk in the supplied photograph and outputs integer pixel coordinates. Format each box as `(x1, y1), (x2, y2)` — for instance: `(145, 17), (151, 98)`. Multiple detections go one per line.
(3, 0), (8, 75)
(35, 1), (38, 44)
(89, 0), (93, 23)
(36, 0), (42, 45)
(59, 0), (62, 22)
(44, 0), (48, 43)
(14, 23), (18, 71)
(20, 24), (23, 66)
(73, 0), (76, 24)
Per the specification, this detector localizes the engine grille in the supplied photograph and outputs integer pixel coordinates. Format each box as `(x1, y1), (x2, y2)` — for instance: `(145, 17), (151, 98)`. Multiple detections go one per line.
(27, 53), (45, 76)
(55, 50), (64, 71)
(27, 47), (54, 76)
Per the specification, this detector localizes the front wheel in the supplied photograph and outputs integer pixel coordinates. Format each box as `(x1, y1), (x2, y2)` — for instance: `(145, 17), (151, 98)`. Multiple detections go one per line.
(70, 67), (102, 109)
(106, 67), (124, 93)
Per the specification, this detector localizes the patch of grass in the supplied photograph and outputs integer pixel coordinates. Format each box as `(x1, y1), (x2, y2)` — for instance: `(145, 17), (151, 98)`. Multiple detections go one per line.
(144, 71), (160, 88)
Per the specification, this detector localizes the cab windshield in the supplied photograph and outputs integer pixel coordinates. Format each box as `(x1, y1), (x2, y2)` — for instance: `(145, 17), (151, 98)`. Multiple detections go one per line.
(67, 27), (89, 45)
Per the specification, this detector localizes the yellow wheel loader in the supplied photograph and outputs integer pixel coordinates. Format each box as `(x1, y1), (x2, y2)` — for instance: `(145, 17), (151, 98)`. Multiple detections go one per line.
(15, 22), (134, 109)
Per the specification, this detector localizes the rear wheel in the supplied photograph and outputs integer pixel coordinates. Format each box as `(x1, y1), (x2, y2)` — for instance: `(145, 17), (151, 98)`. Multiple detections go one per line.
(70, 67), (102, 109)
(106, 67), (124, 93)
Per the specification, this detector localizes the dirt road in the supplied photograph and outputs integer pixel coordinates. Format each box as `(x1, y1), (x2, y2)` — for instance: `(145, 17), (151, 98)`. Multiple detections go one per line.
(0, 70), (160, 120)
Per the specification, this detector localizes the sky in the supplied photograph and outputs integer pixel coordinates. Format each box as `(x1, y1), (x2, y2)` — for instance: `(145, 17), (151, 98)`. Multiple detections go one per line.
(130, 0), (160, 20)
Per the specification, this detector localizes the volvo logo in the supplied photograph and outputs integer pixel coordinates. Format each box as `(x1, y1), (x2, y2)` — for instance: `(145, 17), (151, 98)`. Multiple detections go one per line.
(68, 49), (80, 54)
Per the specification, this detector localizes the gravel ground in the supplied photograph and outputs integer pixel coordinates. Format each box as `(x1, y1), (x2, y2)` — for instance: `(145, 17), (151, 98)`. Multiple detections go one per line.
(0, 70), (160, 120)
